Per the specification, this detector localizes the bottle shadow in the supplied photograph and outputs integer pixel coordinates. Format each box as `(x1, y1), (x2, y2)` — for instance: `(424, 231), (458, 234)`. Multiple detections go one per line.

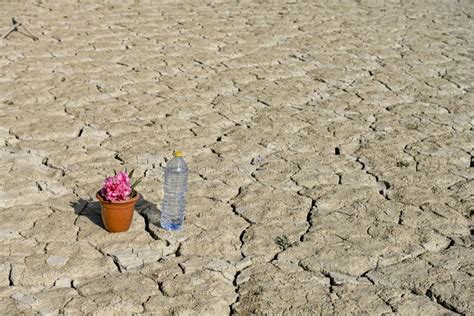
(70, 195), (161, 231)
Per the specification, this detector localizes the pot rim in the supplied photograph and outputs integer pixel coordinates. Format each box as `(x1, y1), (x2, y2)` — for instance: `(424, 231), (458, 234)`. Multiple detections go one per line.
(96, 191), (141, 204)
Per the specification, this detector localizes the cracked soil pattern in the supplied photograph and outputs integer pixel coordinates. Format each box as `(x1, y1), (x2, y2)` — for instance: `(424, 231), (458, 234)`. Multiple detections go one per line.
(0, 0), (473, 315)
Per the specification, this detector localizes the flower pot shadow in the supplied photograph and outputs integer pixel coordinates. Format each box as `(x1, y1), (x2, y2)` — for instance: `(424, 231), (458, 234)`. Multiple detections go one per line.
(71, 198), (104, 229)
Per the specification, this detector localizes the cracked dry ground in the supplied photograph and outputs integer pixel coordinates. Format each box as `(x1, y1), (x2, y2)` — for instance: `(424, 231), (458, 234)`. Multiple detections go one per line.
(0, 0), (473, 315)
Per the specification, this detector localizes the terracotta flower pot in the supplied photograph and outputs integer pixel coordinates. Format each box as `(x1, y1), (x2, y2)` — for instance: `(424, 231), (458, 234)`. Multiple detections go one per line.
(96, 191), (140, 233)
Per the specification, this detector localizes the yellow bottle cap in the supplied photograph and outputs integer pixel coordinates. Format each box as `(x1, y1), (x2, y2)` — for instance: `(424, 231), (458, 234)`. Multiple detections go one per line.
(173, 150), (183, 157)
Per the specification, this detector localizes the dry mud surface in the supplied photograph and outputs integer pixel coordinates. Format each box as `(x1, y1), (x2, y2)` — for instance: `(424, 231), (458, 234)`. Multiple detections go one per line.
(0, 0), (473, 314)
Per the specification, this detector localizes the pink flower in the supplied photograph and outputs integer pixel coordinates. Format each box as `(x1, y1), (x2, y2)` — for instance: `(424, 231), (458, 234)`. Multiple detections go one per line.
(100, 171), (132, 202)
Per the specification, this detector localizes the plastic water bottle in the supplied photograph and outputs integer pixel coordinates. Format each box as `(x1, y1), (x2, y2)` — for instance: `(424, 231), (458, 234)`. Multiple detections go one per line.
(160, 150), (188, 231)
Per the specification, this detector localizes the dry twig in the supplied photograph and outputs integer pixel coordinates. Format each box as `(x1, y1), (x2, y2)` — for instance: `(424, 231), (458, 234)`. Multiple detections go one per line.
(1, 18), (38, 41)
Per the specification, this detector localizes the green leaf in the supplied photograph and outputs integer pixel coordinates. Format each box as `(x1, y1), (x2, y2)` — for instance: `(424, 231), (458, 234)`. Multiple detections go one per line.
(275, 235), (290, 250)
(131, 176), (143, 191)
(396, 160), (410, 168)
(128, 169), (135, 179)
(113, 169), (117, 176)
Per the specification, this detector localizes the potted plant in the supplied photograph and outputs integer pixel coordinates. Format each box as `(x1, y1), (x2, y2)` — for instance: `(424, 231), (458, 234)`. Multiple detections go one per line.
(96, 170), (143, 233)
